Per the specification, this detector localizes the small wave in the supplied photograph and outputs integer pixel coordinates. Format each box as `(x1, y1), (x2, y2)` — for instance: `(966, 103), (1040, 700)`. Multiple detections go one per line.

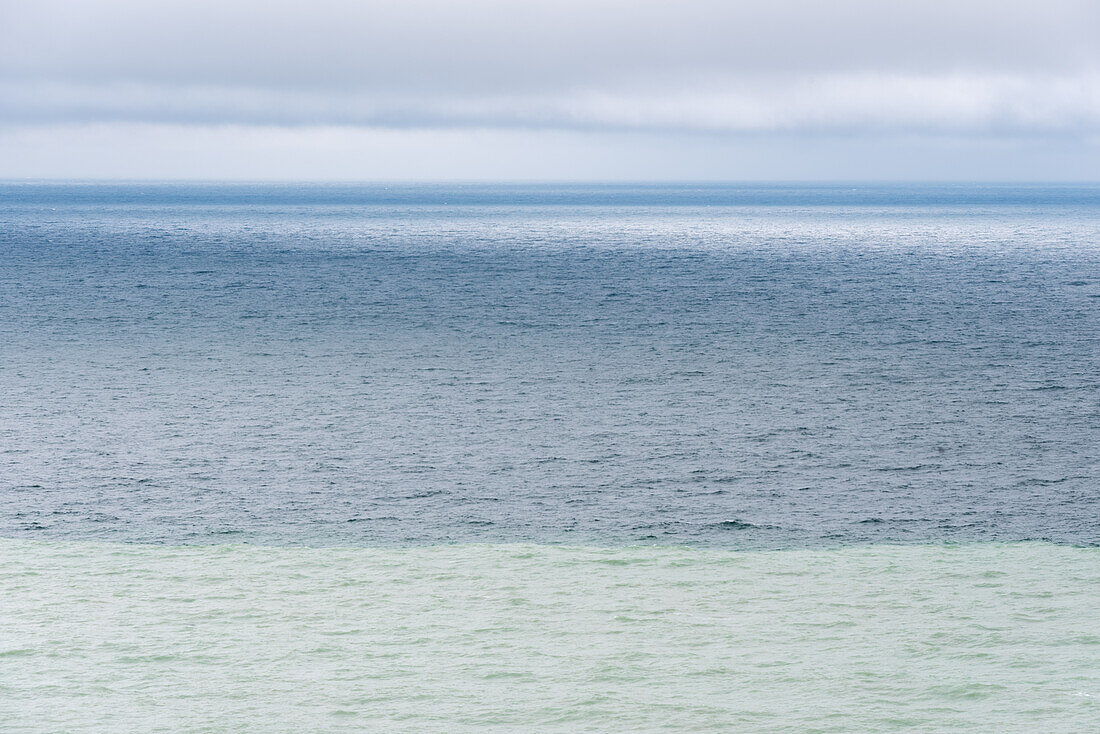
(713, 520), (778, 531)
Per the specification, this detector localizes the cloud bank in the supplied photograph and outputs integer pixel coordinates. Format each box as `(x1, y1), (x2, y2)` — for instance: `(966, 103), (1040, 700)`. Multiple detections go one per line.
(4, 74), (1099, 135)
(2, 0), (1099, 178)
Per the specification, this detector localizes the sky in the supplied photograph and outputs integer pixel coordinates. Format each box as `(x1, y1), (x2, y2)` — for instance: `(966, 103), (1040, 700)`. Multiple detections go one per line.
(1, 0), (1098, 180)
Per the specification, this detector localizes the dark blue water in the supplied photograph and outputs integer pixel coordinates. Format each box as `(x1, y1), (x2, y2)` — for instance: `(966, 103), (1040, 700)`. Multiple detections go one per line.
(1, 183), (1098, 546)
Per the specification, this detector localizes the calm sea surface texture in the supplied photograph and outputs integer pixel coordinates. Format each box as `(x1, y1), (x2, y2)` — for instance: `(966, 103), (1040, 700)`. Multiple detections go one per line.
(1, 540), (1097, 733)
(2, 184), (1098, 546)
(1, 184), (1099, 732)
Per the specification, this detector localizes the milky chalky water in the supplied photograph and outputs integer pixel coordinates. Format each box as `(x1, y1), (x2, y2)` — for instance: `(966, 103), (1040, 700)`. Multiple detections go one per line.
(1, 540), (1097, 733)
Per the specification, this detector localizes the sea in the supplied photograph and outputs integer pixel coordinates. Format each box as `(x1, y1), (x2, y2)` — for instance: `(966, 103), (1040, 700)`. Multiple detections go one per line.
(1, 183), (1098, 731)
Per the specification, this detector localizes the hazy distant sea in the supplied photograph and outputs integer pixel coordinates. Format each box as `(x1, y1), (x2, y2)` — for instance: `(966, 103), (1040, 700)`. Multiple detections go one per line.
(1, 184), (1098, 731)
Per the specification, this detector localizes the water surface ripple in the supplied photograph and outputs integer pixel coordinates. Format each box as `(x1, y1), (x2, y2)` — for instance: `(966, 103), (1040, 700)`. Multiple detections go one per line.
(1, 540), (1096, 732)
(1, 184), (1098, 546)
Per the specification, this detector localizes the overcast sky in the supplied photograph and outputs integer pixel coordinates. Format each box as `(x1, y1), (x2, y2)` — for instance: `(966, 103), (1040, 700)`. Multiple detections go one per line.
(1, 0), (1098, 180)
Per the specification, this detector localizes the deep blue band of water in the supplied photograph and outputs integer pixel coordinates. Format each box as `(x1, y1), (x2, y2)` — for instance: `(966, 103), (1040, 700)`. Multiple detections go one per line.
(6, 181), (1100, 208)
(1, 184), (1098, 547)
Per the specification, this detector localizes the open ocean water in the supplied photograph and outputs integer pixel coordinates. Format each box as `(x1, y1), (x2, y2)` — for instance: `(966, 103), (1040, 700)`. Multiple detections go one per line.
(1, 183), (1098, 731)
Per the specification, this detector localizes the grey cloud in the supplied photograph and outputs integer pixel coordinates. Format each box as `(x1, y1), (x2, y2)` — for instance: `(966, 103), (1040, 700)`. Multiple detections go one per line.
(4, 1), (1098, 87)
(2, 0), (1100, 135)
(3, 74), (1099, 136)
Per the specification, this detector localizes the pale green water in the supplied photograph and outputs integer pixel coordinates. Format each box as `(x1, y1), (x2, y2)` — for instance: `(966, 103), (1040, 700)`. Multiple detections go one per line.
(1, 540), (1096, 732)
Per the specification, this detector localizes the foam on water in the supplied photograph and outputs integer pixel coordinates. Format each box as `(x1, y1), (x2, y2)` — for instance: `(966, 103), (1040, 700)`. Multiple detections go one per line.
(1, 539), (1097, 732)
